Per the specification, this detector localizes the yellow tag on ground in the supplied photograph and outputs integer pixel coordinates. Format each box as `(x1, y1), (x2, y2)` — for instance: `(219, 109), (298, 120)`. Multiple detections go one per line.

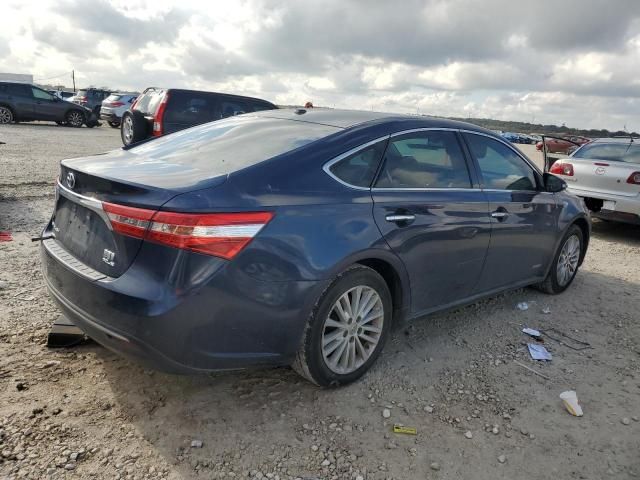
(393, 425), (417, 435)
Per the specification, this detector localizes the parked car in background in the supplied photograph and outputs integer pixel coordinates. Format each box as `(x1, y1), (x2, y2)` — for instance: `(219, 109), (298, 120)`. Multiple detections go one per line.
(549, 138), (640, 224)
(41, 109), (590, 386)
(120, 87), (277, 146)
(500, 132), (534, 144)
(100, 92), (138, 128)
(536, 135), (591, 154)
(48, 90), (75, 101)
(69, 88), (111, 115)
(0, 81), (98, 127)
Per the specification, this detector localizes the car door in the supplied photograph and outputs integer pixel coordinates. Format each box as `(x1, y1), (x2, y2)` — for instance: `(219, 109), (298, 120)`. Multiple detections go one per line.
(371, 129), (491, 315)
(3, 83), (34, 119)
(462, 132), (560, 292)
(31, 86), (66, 120)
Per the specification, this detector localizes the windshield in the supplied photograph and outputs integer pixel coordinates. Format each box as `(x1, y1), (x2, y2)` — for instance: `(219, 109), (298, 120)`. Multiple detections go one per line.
(573, 142), (640, 163)
(128, 114), (339, 175)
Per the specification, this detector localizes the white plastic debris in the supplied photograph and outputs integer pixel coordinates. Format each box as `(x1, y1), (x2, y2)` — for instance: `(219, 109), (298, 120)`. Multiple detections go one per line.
(191, 440), (203, 448)
(528, 343), (552, 361)
(542, 307), (552, 314)
(516, 302), (529, 311)
(559, 391), (583, 416)
(523, 327), (541, 338)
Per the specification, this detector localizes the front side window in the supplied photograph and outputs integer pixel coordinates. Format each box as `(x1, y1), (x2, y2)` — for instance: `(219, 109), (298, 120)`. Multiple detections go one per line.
(375, 130), (471, 189)
(329, 141), (386, 188)
(465, 134), (537, 191)
(31, 87), (55, 101)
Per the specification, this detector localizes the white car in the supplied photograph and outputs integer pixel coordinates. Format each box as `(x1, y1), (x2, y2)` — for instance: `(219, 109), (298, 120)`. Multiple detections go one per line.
(100, 92), (138, 128)
(550, 138), (640, 225)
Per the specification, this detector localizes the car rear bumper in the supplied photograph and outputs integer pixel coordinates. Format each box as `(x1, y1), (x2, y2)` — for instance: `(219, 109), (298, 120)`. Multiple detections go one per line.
(568, 186), (640, 224)
(41, 238), (320, 373)
(100, 112), (120, 122)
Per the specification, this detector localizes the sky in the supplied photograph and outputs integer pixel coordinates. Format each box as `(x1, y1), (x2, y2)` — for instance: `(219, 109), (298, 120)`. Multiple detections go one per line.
(2, 0), (640, 131)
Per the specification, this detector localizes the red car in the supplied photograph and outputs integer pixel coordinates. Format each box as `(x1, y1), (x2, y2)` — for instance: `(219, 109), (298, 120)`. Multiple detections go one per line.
(536, 135), (591, 154)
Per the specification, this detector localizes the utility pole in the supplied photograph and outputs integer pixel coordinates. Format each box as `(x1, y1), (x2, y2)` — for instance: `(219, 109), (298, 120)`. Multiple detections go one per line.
(72, 70), (76, 92)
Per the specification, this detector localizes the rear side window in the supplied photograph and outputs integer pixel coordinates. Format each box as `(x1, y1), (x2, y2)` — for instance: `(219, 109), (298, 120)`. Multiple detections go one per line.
(220, 100), (248, 118)
(164, 91), (216, 125)
(1, 83), (31, 96)
(573, 143), (640, 163)
(328, 141), (386, 188)
(465, 134), (537, 191)
(129, 115), (340, 175)
(375, 131), (471, 189)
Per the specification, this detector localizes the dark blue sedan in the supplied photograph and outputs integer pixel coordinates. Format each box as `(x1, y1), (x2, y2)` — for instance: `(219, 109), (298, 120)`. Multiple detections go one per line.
(41, 109), (590, 386)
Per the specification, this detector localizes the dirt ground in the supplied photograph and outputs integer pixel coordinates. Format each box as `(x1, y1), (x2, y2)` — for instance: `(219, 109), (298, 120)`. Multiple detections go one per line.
(0, 123), (638, 480)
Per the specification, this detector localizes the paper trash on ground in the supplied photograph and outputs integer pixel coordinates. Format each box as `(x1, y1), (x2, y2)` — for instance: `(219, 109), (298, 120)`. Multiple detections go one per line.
(528, 343), (552, 361)
(523, 327), (541, 338)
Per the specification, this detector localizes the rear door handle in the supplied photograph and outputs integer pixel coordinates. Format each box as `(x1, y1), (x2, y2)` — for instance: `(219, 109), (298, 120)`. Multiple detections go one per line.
(386, 214), (415, 223)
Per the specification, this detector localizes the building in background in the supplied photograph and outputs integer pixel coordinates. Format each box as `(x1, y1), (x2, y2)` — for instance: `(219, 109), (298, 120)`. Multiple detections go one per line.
(0, 73), (33, 83)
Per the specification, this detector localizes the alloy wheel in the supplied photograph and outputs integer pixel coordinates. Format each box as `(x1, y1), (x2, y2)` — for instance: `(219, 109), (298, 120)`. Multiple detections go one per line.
(0, 106), (12, 124)
(123, 116), (133, 144)
(68, 111), (84, 127)
(321, 285), (384, 375)
(556, 234), (580, 287)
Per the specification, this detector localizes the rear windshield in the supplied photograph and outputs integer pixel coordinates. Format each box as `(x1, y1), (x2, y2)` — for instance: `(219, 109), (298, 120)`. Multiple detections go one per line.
(106, 94), (122, 102)
(133, 90), (165, 115)
(76, 90), (88, 97)
(574, 143), (640, 163)
(128, 115), (339, 175)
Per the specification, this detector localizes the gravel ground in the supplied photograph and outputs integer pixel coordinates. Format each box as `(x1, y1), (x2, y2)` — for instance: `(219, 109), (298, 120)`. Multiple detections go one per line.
(0, 123), (639, 480)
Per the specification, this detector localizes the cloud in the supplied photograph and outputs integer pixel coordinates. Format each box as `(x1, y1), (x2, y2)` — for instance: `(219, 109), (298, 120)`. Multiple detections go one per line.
(1, 0), (640, 130)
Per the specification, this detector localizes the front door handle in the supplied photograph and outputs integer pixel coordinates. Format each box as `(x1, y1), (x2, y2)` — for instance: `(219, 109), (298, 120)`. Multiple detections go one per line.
(491, 211), (509, 220)
(386, 214), (415, 223)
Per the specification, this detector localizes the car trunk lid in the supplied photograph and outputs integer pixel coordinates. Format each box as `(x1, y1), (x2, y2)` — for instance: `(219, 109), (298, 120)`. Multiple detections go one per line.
(570, 157), (640, 197)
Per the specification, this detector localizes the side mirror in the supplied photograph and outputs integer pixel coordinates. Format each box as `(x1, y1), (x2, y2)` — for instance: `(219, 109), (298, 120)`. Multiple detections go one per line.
(544, 172), (567, 193)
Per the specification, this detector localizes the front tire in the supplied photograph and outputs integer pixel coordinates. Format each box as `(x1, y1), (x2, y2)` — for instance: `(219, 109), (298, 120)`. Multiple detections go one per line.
(536, 225), (584, 294)
(293, 265), (392, 387)
(0, 105), (13, 124)
(66, 110), (85, 128)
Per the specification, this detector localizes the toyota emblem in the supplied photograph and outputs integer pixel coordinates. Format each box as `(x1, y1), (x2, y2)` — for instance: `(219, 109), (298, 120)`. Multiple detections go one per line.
(66, 172), (76, 189)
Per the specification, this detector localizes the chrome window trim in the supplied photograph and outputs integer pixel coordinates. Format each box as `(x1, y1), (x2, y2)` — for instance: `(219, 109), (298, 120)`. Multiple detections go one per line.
(371, 187), (479, 193)
(322, 135), (390, 190)
(56, 180), (113, 230)
(323, 127), (545, 194)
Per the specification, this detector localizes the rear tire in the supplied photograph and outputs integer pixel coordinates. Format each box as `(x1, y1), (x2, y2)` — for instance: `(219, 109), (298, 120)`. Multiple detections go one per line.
(66, 110), (85, 128)
(108, 121), (120, 128)
(121, 111), (148, 146)
(0, 105), (13, 124)
(535, 225), (584, 294)
(293, 265), (392, 387)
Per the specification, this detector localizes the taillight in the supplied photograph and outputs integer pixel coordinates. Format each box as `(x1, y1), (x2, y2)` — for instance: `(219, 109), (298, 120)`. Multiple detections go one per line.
(102, 202), (273, 259)
(153, 93), (169, 137)
(550, 162), (574, 176)
(110, 101), (125, 107)
(627, 172), (640, 185)
(103, 203), (155, 239)
(77, 96), (87, 103)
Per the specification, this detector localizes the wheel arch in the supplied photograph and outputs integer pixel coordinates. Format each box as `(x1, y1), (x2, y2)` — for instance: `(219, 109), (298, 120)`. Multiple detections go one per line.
(571, 216), (590, 265)
(0, 103), (16, 120)
(323, 249), (411, 324)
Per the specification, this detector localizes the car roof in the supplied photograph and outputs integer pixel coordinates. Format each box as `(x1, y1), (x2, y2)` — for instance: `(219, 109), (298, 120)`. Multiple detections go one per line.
(251, 108), (493, 133)
(589, 137), (637, 144)
(159, 88), (275, 105)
